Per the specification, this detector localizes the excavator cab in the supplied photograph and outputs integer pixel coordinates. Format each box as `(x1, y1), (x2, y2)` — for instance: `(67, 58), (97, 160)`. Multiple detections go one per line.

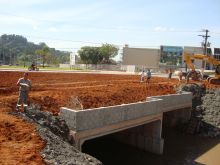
(207, 64), (220, 84)
(186, 70), (202, 83)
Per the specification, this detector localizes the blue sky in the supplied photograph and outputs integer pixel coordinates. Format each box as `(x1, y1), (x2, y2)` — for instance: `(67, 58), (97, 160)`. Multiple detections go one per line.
(0, 0), (219, 58)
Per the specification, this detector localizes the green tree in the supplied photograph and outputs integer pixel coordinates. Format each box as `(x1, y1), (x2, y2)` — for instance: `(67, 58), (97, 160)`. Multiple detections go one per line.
(19, 53), (28, 67)
(78, 44), (119, 64)
(35, 46), (50, 67)
(99, 43), (118, 64)
(78, 46), (102, 64)
(35, 49), (43, 66)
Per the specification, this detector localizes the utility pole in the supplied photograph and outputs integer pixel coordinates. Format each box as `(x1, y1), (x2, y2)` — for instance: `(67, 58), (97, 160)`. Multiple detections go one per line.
(198, 29), (211, 70)
(198, 29), (210, 55)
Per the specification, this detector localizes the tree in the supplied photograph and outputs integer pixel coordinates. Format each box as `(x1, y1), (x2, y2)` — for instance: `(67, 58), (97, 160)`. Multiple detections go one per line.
(19, 54), (28, 67)
(99, 43), (119, 64)
(0, 34), (70, 65)
(78, 44), (119, 64)
(78, 46), (102, 64)
(35, 46), (50, 67)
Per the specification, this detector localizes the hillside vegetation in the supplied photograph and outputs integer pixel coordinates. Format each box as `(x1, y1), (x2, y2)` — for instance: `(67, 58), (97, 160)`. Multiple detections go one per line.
(0, 34), (70, 66)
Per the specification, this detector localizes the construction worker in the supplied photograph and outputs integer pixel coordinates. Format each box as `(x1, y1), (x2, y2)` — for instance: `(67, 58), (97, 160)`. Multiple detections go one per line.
(140, 70), (145, 82)
(168, 68), (172, 80)
(16, 72), (32, 113)
(178, 70), (183, 81)
(146, 69), (152, 83)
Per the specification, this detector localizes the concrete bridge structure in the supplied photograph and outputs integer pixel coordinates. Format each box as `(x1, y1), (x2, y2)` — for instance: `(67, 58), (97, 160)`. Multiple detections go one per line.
(60, 92), (192, 155)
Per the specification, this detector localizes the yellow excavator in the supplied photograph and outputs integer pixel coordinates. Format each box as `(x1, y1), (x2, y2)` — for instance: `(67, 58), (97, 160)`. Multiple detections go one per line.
(183, 52), (220, 84)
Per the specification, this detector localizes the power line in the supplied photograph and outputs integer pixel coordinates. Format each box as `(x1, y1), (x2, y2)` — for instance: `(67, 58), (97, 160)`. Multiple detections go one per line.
(0, 30), (219, 53)
(198, 29), (211, 55)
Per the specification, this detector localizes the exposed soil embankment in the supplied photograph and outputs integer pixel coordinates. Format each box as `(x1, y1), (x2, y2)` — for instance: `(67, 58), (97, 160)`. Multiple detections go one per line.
(0, 71), (179, 164)
(0, 71), (220, 164)
(0, 113), (45, 165)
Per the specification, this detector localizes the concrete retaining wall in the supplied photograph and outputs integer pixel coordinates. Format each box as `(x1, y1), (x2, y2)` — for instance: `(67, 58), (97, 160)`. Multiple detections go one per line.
(60, 92), (192, 132)
(150, 92), (192, 112)
(60, 99), (162, 131)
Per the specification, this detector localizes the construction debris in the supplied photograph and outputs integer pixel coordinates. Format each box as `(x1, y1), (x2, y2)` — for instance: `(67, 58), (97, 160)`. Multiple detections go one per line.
(66, 96), (84, 110)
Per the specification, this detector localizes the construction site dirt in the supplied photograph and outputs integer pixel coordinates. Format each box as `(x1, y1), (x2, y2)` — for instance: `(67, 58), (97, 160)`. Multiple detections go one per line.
(0, 71), (220, 165)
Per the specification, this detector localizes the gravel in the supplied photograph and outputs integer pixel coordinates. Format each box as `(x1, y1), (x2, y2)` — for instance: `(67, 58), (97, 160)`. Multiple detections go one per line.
(16, 104), (103, 165)
(179, 83), (220, 137)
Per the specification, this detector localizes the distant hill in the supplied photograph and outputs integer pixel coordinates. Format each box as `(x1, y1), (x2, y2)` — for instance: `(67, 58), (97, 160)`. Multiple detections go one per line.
(0, 34), (70, 65)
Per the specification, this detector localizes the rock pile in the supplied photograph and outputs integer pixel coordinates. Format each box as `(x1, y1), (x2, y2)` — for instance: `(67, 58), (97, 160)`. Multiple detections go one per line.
(26, 104), (70, 141)
(22, 104), (103, 165)
(38, 127), (102, 165)
(177, 83), (206, 109)
(179, 83), (220, 137)
(199, 89), (220, 137)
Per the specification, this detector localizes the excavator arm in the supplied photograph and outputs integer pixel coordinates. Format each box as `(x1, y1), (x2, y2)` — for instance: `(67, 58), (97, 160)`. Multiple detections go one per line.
(183, 52), (220, 84)
(183, 53), (196, 71)
(183, 53), (202, 82)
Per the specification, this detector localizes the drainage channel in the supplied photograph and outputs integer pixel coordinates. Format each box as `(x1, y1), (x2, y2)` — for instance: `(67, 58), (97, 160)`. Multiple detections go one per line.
(81, 129), (174, 165)
(82, 127), (220, 165)
(82, 124), (164, 165)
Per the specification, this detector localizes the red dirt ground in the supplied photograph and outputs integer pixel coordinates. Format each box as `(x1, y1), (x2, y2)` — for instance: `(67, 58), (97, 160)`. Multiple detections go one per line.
(0, 71), (219, 164)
